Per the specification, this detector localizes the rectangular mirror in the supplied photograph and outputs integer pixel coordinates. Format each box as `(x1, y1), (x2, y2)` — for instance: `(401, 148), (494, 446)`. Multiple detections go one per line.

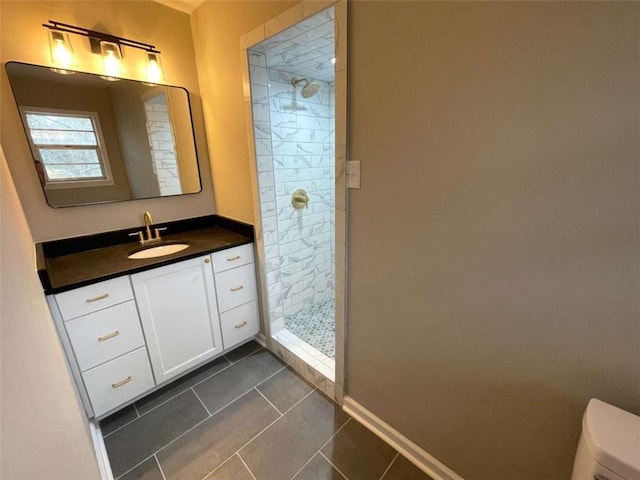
(5, 61), (202, 207)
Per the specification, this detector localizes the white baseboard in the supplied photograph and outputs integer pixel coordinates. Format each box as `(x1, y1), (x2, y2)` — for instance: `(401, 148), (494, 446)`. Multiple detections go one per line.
(342, 396), (464, 480)
(89, 420), (114, 480)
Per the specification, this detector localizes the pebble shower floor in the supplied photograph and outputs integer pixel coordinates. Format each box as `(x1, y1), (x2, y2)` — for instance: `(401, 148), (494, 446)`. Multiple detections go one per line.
(284, 297), (335, 359)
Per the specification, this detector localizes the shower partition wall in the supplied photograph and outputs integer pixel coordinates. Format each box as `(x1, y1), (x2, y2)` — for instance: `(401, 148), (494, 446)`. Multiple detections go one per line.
(248, 9), (336, 381)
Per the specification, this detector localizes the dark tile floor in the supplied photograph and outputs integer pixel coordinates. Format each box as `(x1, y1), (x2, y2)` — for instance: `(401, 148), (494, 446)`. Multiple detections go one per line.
(100, 341), (432, 480)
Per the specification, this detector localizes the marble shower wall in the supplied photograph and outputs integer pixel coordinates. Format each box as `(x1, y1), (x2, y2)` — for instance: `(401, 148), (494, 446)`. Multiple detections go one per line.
(144, 94), (181, 195)
(250, 50), (335, 332)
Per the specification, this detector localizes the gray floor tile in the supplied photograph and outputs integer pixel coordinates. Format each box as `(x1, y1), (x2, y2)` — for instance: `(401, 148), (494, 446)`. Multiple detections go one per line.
(136, 356), (230, 415)
(157, 389), (280, 480)
(206, 454), (255, 480)
(240, 390), (350, 480)
(381, 456), (434, 480)
(105, 390), (208, 478)
(118, 457), (163, 480)
(101, 403), (138, 436)
(194, 349), (284, 413)
(224, 339), (262, 363)
(256, 367), (314, 413)
(321, 419), (397, 480)
(292, 453), (346, 480)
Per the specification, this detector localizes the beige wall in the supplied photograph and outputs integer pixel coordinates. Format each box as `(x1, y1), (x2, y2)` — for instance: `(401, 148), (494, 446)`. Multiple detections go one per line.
(190, 0), (296, 223)
(347, 2), (639, 479)
(0, 145), (101, 479)
(1, 1), (214, 241)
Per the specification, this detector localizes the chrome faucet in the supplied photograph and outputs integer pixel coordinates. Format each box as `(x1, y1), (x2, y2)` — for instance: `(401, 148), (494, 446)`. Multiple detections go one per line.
(129, 211), (166, 245)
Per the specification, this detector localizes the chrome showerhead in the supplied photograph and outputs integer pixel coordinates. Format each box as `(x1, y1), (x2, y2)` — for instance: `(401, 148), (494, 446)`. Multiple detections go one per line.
(292, 77), (320, 99)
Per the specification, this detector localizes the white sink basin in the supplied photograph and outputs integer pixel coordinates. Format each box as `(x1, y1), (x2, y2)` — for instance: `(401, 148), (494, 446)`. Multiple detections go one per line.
(128, 243), (189, 260)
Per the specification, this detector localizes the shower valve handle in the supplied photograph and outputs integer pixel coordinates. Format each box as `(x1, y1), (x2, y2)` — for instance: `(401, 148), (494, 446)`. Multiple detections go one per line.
(292, 189), (309, 209)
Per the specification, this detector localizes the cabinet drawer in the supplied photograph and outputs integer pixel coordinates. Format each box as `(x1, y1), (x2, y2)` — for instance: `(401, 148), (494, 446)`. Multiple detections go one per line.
(215, 263), (257, 312)
(82, 347), (154, 418)
(55, 277), (133, 321)
(220, 301), (259, 349)
(211, 243), (254, 273)
(65, 301), (145, 372)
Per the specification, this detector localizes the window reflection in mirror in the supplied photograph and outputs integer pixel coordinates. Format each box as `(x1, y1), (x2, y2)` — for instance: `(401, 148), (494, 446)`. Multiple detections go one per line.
(5, 61), (202, 207)
(21, 108), (114, 188)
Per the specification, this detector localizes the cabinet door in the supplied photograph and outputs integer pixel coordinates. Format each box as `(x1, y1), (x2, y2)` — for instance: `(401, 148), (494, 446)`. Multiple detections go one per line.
(131, 256), (223, 384)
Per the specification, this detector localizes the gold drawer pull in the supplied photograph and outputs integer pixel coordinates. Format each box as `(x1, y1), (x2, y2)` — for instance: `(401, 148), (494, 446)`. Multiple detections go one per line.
(230, 285), (244, 292)
(235, 321), (248, 329)
(227, 255), (241, 262)
(204, 258), (211, 264)
(86, 293), (109, 303)
(98, 331), (120, 342)
(111, 376), (132, 388)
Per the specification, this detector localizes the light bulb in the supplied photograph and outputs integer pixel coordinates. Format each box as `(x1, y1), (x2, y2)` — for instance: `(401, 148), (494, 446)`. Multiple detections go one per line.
(48, 30), (75, 74)
(53, 41), (72, 66)
(146, 52), (164, 84)
(100, 41), (123, 81)
(330, 57), (336, 65)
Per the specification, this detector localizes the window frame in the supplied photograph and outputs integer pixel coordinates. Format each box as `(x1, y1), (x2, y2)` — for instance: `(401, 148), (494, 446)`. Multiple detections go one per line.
(19, 106), (115, 190)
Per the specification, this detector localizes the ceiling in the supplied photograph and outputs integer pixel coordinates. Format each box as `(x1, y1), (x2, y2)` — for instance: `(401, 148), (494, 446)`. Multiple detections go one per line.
(151, 1), (335, 83)
(153, 0), (205, 14)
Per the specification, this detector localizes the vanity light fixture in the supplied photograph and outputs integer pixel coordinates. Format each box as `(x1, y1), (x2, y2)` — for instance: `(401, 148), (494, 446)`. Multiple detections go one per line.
(100, 41), (123, 81)
(47, 29), (76, 74)
(145, 52), (164, 84)
(42, 20), (165, 83)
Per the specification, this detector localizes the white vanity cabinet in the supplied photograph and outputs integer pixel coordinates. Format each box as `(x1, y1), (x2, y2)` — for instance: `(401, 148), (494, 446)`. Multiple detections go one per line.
(48, 242), (259, 419)
(211, 244), (259, 349)
(131, 255), (224, 384)
(49, 277), (155, 418)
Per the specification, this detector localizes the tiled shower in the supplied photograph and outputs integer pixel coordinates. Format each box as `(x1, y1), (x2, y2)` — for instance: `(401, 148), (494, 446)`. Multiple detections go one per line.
(249, 9), (336, 379)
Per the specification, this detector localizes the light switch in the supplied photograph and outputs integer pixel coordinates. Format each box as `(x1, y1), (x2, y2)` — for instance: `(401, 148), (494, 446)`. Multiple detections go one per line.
(347, 160), (361, 189)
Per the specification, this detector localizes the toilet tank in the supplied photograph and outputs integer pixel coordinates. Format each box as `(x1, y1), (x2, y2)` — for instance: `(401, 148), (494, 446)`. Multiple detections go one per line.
(572, 399), (640, 480)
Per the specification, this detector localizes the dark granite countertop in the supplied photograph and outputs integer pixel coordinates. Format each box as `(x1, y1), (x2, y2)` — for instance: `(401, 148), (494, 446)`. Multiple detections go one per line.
(36, 215), (254, 294)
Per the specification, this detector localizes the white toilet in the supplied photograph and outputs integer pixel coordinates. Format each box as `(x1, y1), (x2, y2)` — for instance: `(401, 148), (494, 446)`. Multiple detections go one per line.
(572, 398), (640, 480)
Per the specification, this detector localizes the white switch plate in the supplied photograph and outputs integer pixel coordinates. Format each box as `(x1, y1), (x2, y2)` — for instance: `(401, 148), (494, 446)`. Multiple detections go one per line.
(347, 160), (361, 189)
